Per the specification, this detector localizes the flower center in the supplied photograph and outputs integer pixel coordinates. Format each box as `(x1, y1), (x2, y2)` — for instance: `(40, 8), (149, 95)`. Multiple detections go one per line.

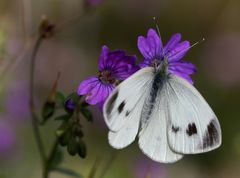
(98, 70), (116, 84)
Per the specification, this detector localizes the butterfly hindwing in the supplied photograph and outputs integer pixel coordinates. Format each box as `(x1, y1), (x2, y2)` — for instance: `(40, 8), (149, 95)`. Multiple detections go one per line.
(138, 76), (183, 163)
(103, 67), (154, 132)
(166, 75), (222, 154)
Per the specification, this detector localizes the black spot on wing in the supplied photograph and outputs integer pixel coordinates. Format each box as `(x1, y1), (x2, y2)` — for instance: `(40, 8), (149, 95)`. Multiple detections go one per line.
(118, 101), (125, 113)
(106, 91), (118, 116)
(186, 123), (197, 136)
(172, 125), (180, 133)
(125, 110), (130, 117)
(203, 120), (219, 149)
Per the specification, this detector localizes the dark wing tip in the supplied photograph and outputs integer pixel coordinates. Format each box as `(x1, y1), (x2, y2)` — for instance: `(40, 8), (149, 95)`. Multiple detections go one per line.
(202, 119), (221, 149)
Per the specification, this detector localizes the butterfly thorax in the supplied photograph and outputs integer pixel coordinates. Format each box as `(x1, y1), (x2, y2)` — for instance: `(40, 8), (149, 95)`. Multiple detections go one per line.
(153, 58), (169, 77)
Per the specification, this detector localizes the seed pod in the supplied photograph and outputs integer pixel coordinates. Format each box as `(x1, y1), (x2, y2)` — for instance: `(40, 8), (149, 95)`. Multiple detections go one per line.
(78, 140), (87, 158)
(67, 138), (78, 156)
(59, 131), (71, 147)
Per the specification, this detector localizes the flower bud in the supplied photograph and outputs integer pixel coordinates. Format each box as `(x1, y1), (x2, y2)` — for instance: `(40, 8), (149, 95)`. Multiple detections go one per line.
(39, 15), (55, 39)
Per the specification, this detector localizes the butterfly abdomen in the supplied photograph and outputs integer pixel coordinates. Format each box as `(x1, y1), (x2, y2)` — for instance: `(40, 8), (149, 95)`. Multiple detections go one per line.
(140, 73), (167, 127)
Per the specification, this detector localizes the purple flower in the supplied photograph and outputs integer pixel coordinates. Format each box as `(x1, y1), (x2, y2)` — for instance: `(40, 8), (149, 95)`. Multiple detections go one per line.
(77, 45), (139, 106)
(6, 81), (30, 122)
(0, 120), (16, 158)
(138, 28), (196, 84)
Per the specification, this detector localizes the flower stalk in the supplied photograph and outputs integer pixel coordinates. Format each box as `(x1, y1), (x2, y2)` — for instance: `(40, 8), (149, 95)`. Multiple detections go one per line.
(29, 36), (46, 167)
(29, 17), (58, 178)
(43, 139), (59, 178)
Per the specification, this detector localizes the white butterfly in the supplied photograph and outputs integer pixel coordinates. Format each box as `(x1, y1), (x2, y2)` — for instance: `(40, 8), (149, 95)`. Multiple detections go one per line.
(103, 60), (222, 163)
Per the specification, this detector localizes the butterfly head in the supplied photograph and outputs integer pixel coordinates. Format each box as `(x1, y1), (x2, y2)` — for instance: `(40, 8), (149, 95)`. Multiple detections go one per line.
(153, 57), (169, 76)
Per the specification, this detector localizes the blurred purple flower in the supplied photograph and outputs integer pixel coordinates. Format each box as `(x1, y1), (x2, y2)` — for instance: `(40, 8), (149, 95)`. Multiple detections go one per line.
(134, 157), (167, 178)
(138, 28), (196, 84)
(78, 45), (139, 107)
(65, 98), (76, 112)
(5, 81), (29, 122)
(0, 120), (16, 158)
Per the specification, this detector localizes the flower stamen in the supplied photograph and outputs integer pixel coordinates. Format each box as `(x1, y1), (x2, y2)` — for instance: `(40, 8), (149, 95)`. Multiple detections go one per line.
(98, 70), (116, 84)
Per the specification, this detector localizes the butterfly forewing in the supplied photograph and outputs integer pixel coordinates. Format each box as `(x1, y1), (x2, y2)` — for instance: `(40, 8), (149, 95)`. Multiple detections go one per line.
(108, 88), (149, 149)
(103, 67), (154, 132)
(166, 75), (222, 154)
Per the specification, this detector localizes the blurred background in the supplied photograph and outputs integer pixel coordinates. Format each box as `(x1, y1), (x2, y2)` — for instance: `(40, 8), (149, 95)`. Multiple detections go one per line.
(0, 0), (240, 178)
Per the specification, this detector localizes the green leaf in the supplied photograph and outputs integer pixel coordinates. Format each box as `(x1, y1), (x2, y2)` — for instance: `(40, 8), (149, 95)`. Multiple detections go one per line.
(41, 102), (55, 123)
(49, 148), (63, 169)
(54, 114), (72, 121)
(53, 167), (83, 178)
(78, 140), (87, 158)
(56, 91), (66, 106)
(81, 108), (93, 122)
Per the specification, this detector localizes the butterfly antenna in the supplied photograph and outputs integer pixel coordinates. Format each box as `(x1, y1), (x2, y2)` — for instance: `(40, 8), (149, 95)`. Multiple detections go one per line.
(187, 37), (205, 51)
(153, 17), (161, 37)
(153, 17), (164, 52)
(169, 38), (205, 59)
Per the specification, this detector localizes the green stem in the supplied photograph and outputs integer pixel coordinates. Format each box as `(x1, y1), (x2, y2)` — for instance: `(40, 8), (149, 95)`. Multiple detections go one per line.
(43, 139), (59, 178)
(29, 37), (46, 167)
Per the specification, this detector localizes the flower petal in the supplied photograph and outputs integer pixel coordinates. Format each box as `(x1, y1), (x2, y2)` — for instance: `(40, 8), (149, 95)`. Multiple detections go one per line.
(166, 41), (190, 62)
(170, 70), (194, 84)
(169, 61), (197, 75)
(77, 76), (99, 95)
(85, 83), (113, 105)
(147, 29), (163, 56)
(138, 36), (153, 59)
(138, 28), (163, 60)
(112, 55), (139, 80)
(98, 45), (110, 70)
(113, 66), (139, 80)
(105, 50), (126, 69)
(97, 85), (114, 110)
(110, 53), (135, 70)
(138, 58), (152, 68)
(163, 33), (181, 54)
